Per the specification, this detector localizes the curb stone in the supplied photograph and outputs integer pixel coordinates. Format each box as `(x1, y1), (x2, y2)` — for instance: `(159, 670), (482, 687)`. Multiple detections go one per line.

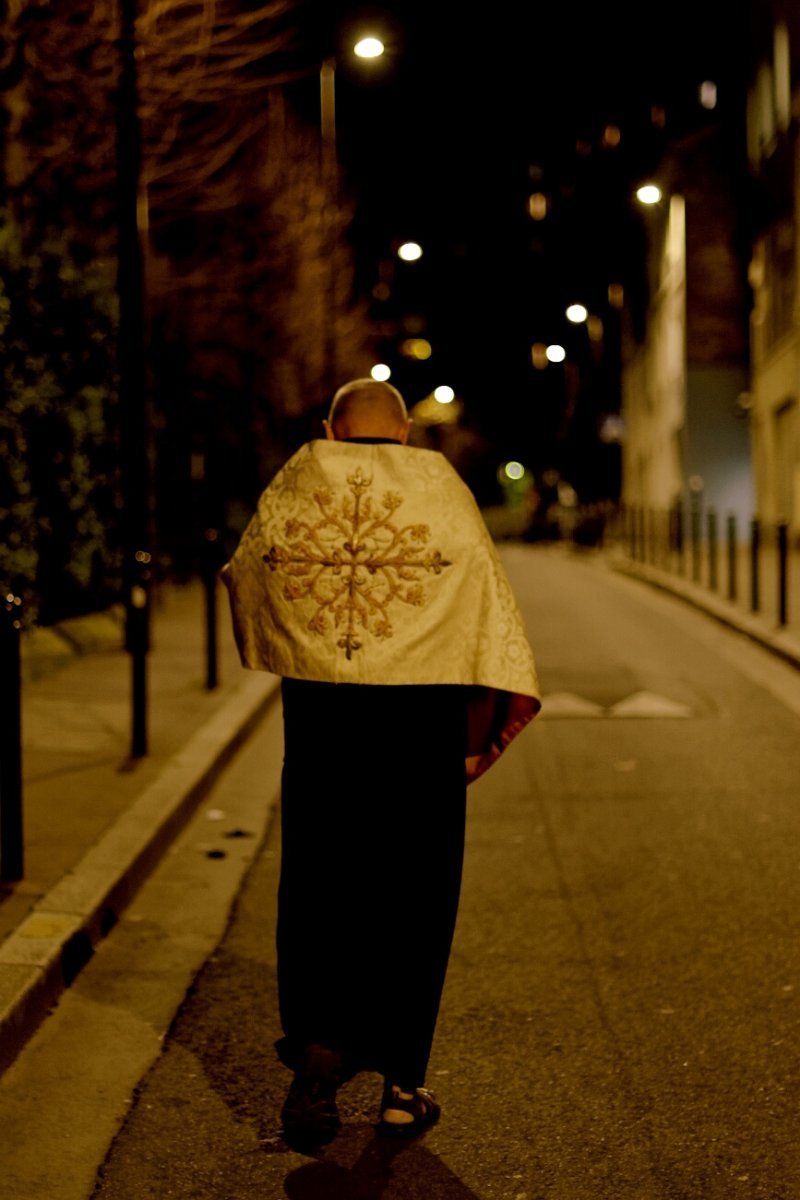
(0, 670), (280, 1076)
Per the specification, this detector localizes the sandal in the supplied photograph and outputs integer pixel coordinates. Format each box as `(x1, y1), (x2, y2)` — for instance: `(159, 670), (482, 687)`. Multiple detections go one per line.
(280, 1043), (345, 1150)
(377, 1082), (441, 1139)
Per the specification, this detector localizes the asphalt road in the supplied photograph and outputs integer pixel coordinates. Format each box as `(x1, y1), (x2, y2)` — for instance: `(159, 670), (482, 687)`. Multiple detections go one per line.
(20, 545), (800, 1199)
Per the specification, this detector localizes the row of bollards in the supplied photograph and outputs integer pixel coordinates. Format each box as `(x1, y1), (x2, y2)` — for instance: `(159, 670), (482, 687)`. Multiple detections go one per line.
(624, 505), (791, 628)
(0, 543), (224, 883)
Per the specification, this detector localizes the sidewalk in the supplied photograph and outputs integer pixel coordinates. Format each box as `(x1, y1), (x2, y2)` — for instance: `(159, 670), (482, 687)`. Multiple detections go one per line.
(0, 580), (279, 1073)
(605, 544), (800, 671)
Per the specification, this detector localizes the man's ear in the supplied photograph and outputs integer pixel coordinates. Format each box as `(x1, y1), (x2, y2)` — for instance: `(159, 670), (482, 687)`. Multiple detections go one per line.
(323, 419), (336, 441)
(398, 419), (413, 444)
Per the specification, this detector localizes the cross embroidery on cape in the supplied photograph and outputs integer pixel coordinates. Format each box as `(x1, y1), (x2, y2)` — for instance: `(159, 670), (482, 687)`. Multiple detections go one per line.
(263, 468), (452, 659)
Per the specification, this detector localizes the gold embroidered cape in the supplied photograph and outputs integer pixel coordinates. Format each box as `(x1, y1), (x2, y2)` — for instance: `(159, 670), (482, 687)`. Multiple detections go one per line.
(221, 439), (541, 782)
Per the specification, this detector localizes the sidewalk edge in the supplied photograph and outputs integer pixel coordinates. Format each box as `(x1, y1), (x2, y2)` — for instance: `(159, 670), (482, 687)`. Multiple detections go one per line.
(0, 670), (280, 1076)
(608, 556), (800, 671)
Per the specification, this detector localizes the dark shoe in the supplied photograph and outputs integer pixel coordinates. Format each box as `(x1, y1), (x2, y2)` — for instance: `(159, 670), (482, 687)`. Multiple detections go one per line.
(376, 1083), (441, 1139)
(281, 1043), (345, 1150)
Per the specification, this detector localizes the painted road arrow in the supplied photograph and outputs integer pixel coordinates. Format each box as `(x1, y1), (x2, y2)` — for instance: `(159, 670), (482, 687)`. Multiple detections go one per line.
(540, 690), (693, 719)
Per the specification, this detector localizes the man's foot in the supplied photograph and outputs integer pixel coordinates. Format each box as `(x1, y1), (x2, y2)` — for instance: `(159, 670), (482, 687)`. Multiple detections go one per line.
(280, 1043), (345, 1151)
(376, 1083), (441, 1138)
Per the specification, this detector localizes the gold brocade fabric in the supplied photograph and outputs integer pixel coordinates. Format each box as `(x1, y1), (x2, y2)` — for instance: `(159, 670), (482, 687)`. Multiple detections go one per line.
(221, 440), (541, 781)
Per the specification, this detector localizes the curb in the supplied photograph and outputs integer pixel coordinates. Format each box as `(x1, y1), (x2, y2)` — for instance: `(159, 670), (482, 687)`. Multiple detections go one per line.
(0, 670), (280, 1076)
(609, 557), (800, 672)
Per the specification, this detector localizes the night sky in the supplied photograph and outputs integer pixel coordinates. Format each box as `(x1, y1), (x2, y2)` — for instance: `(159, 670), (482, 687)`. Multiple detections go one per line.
(307, 1), (750, 499)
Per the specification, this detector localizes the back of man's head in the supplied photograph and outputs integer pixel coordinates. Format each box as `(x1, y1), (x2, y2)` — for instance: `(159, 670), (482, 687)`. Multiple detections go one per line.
(327, 379), (409, 440)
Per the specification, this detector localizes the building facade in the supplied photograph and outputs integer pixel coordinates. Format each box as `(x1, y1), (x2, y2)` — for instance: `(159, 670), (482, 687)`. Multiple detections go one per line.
(746, 4), (800, 534)
(621, 121), (753, 528)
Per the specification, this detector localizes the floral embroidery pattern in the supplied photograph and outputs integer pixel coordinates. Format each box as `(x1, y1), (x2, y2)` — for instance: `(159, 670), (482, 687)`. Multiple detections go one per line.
(263, 468), (452, 658)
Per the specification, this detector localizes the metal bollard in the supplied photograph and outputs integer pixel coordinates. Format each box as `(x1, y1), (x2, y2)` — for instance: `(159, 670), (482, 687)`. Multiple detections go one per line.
(777, 521), (789, 628)
(126, 550), (152, 759)
(691, 499), (701, 583)
(203, 528), (220, 691)
(727, 514), (737, 603)
(0, 593), (24, 882)
(707, 508), (718, 591)
(675, 505), (685, 576)
(750, 518), (760, 613)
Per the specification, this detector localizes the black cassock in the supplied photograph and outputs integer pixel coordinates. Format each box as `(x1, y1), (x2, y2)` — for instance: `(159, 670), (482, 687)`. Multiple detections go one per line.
(276, 677), (468, 1091)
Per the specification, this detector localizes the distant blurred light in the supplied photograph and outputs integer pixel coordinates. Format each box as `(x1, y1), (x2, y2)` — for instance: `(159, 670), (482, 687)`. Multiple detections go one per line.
(531, 342), (548, 370)
(608, 282), (624, 309)
(566, 304), (588, 324)
(599, 414), (626, 444)
(747, 258), (764, 289)
(528, 192), (547, 220)
(587, 315), (603, 342)
(371, 363), (391, 381)
(400, 338), (432, 360)
(354, 36), (385, 58)
(434, 385), (455, 404)
(528, 163), (544, 181)
(557, 481), (578, 508)
(372, 282), (390, 301)
(636, 183), (662, 205)
(505, 461), (525, 481)
(398, 241), (423, 262)
(546, 344), (566, 363)
(602, 124), (621, 148)
(699, 80), (717, 109)
(650, 105), (666, 128)
(575, 139), (592, 156)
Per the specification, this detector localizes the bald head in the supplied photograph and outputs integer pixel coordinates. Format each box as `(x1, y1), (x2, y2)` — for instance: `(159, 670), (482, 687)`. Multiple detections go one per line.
(324, 379), (411, 442)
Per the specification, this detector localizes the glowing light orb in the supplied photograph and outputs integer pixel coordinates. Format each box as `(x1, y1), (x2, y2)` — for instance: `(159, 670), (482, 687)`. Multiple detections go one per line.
(636, 184), (662, 205)
(354, 37), (385, 58)
(566, 304), (588, 324)
(398, 242), (423, 262)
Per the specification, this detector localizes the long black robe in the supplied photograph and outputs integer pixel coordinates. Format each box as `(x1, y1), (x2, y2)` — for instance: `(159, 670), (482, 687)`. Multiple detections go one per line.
(276, 677), (468, 1090)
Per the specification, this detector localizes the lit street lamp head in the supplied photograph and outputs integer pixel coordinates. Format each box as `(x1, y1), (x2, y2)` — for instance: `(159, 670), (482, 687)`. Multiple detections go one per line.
(353, 36), (385, 59)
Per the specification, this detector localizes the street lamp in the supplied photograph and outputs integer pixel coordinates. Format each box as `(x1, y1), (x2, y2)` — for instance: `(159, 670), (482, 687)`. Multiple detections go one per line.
(319, 34), (386, 393)
(320, 34), (386, 153)
(398, 241), (423, 262)
(636, 183), (663, 205)
(566, 303), (588, 324)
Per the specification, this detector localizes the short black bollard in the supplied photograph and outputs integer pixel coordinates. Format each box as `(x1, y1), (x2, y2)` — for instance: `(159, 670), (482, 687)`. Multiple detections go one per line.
(727, 514), (737, 603)
(777, 521), (789, 628)
(675, 505), (685, 576)
(126, 550), (152, 760)
(750, 518), (760, 613)
(0, 592), (24, 882)
(691, 499), (702, 583)
(707, 508), (718, 591)
(203, 528), (220, 691)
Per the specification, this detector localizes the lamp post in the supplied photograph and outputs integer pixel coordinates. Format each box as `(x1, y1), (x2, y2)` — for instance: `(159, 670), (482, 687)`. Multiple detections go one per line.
(318, 36), (385, 395)
(117, 0), (152, 759)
